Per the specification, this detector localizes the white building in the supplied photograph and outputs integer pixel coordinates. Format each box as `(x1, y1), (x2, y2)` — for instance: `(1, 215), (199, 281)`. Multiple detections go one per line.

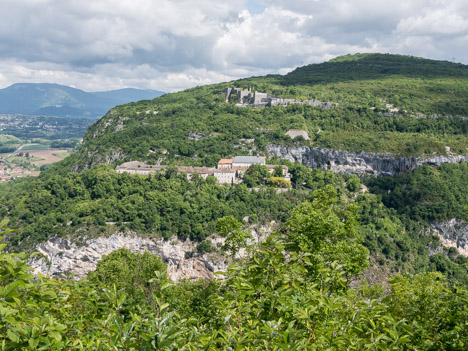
(213, 170), (237, 184)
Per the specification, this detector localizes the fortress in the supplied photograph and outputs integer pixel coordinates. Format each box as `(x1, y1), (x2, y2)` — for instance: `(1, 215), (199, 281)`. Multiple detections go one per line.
(225, 87), (336, 109)
(116, 156), (290, 185)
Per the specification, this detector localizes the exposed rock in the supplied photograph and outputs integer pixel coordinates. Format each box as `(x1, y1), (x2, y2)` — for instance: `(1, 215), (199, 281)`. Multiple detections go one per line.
(267, 145), (468, 176)
(91, 114), (130, 139)
(30, 234), (229, 282)
(286, 130), (310, 140)
(29, 223), (274, 282)
(71, 148), (126, 172)
(188, 132), (208, 140)
(431, 219), (468, 257)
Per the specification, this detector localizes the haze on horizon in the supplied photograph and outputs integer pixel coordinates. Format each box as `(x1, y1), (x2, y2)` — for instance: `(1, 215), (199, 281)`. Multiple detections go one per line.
(1, 0), (467, 93)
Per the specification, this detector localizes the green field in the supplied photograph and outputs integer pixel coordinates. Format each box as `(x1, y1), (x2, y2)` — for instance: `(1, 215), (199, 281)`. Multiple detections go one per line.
(53, 151), (73, 159)
(19, 144), (50, 151)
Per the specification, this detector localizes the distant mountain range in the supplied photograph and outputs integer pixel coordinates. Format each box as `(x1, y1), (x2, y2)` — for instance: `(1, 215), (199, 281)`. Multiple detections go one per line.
(0, 83), (165, 118)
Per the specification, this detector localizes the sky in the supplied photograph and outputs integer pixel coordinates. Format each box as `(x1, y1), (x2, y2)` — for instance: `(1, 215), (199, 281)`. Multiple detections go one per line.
(1, 0), (467, 92)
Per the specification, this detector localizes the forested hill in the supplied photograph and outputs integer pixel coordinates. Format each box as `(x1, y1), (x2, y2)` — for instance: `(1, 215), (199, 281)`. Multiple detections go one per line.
(53, 53), (468, 173)
(1, 54), (467, 349)
(279, 53), (468, 115)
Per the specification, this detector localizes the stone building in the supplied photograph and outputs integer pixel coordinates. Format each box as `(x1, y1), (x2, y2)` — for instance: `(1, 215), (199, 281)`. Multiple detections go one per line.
(217, 158), (233, 169)
(116, 156), (288, 185)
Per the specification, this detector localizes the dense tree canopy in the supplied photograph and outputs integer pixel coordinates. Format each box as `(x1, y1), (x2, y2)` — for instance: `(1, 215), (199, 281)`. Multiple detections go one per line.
(1, 217), (467, 350)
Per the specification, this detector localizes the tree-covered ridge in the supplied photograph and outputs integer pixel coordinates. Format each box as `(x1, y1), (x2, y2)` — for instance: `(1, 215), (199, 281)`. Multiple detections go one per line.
(1, 214), (468, 350)
(367, 162), (468, 222)
(57, 55), (468, 172)
(2, 162), (467, 284)
(0, 165), (310, 250)
(277, 53), (468, 115)
(294, 53), (468, 81)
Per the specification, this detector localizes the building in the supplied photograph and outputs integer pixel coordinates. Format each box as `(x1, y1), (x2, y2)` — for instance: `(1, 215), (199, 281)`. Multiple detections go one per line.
(213, 169), (237, 184)
(232, 156), (265, 169)
(178, 166), (213, 180)
(116, 161), (166, 175)
(217, 158), (233, 169)
(265, 164), (289, 177)
(116, 156), (289, 186)
(226, 86), (337, 109)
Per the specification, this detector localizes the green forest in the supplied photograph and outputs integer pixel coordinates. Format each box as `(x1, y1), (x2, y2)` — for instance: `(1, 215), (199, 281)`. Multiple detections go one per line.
(1, 54), (467, 349)
(1, 196), (468, 349)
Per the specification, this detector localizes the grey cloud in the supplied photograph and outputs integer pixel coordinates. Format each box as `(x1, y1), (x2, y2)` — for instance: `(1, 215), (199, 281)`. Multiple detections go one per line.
(1, 0), (468, 92)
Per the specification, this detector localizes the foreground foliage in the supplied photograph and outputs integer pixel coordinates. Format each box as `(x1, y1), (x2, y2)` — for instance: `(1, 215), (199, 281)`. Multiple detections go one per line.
(1, 222), (467, 349)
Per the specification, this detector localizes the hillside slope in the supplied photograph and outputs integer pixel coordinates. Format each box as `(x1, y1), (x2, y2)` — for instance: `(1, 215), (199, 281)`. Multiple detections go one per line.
(55, 54), (467, 173)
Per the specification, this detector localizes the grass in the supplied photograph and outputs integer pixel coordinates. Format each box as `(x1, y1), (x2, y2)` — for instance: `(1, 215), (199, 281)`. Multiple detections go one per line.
(20, 144), (50, 151)
(0, 134), (21, 143)
(53, 151), (73, 160)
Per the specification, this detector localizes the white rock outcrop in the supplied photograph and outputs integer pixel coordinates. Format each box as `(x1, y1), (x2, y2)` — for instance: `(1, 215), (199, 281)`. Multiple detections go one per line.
(30, 234), (229, 282)
(431, 219), (468, 257)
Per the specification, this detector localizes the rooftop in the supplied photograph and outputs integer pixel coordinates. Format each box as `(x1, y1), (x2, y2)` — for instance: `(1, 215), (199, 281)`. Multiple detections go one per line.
(218, 158), (233, 164)
(233, 156), (264, 164)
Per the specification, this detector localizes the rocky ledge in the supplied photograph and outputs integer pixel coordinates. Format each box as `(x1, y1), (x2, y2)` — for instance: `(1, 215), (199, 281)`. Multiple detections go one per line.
(267, 145), (468, 176)
(30, 234), (229, 282)
(431, 219), (468, 257)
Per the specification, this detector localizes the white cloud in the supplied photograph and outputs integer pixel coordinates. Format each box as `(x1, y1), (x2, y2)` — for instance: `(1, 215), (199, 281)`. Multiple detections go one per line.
(396, 9), (468, 36)
(0, 0), (468, 92)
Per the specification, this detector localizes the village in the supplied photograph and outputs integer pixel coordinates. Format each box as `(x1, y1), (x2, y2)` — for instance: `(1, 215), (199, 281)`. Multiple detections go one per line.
(0, 160), (35, 181)
(116, 155), (291, 185)
(0, 114), (92, 139)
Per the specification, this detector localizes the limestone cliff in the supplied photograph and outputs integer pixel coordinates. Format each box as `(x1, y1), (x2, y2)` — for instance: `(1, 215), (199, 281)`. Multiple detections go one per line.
(431, 219), (468, 257)
(267, 145), (468, 176)
(30, 234), (229, 282)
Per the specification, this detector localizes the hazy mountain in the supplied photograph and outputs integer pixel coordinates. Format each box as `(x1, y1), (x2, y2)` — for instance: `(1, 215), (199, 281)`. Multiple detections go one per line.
(0, 83), (165, 118)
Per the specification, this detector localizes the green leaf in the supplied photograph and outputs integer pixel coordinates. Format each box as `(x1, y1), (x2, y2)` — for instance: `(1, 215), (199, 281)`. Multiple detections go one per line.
(398, 335), (411, 343)
(49, 331), (62, 342)
(7, 329), (19, 343)
(29, 337), (40, 349)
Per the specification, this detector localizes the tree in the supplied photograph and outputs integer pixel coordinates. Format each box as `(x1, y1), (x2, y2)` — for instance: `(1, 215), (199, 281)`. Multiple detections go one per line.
(88, 248), (167, 308)
(272, 165), (284, 177)
(267, 176), (291, 188)
(242, 164), (270, 187)
(286, 185), (369, 277)
(216, 215), (252, 257)
(347, 174), (360, 192)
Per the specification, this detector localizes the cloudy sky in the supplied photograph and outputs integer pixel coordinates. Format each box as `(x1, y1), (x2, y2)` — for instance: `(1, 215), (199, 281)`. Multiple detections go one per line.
(1, 0), (467, 92)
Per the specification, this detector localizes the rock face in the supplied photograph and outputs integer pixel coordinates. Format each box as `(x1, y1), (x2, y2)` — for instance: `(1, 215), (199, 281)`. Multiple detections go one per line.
(71, 147), (126, 172)
(431, 219), (468, 257)
(267, 145), (468, 176)
(30, 234), (229, 282)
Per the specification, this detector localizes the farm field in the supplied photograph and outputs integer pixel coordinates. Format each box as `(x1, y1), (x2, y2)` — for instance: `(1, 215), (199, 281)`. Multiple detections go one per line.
(18, 143), (50, 151)
(28, 149), (71, 166)
(0, 147), (73, 181)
